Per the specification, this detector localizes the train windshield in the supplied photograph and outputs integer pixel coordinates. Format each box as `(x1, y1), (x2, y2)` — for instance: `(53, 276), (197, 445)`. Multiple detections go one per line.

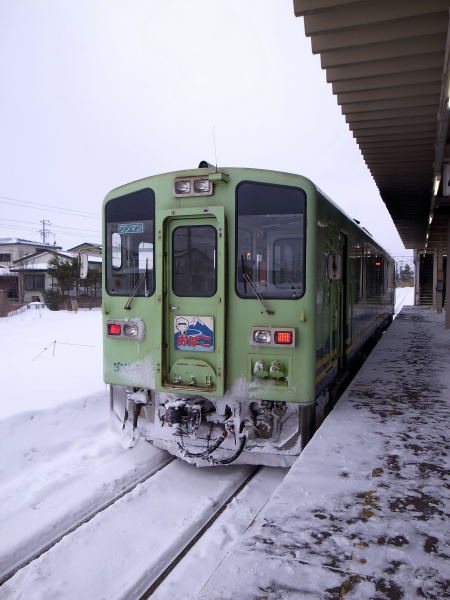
(236, 181), (306, 299)
(105, 188), (155, 297)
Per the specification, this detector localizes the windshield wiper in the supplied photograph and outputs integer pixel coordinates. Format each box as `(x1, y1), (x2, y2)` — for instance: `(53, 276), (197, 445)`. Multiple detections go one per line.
(124, 260), (150, 310)
(240, 255), (274, 315)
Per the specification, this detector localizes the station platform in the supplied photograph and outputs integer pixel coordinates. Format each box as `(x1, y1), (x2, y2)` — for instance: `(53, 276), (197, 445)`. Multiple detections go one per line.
(198, 307), (450, 599)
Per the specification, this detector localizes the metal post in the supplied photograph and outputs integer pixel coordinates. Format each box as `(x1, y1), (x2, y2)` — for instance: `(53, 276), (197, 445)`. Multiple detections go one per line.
(414, 250), (420, 306)
(446, 219), (450, 328)
(433, 249), (438, 309)
(436, 249), (443, 313)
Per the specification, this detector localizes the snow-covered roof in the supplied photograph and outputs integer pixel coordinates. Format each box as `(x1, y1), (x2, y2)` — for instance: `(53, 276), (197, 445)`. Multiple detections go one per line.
(11, 249), (102, 270)
(67, 243), (102, 252)
(10, 264), (49, 272)
(13, 250), (75, 265)
(0, 238), (62, 249)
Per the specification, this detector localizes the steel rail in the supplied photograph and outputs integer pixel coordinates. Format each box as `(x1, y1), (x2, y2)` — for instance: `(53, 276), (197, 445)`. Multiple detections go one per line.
(0, 456), (175, 586)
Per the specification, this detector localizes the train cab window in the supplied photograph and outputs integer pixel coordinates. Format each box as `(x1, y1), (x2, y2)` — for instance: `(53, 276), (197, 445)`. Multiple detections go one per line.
(172, 225), (216, 297)
(236, 181), (306, 299)
(105, 188), (155, 296)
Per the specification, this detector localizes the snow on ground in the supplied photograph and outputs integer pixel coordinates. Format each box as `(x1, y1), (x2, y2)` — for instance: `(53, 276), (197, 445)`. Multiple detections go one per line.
(0, 307), (104, 419)
(198, 306), (450, 599)
(0, 289), (417, 597)
(394, 286), (414, 316)
(0, 461), (260, 600)
(0, 307), (284, 599)
(0, 307), (169, 583)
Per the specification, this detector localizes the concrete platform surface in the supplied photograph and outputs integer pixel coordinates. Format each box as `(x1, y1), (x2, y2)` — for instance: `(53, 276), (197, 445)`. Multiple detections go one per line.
(198, 307), (450, 599)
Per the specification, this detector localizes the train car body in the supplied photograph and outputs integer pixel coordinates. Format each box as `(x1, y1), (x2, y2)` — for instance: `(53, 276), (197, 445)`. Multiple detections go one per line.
(103, 167), (394, 467)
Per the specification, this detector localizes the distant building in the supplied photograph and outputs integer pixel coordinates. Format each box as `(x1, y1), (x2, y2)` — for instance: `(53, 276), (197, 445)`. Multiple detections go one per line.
(0, 238), (62, 266)
(0, 238), (102, 314)
(0, 238), (63, 305)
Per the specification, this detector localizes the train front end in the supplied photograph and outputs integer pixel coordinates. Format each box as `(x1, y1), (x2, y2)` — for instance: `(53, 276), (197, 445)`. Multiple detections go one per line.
(102, 167), (316, 466)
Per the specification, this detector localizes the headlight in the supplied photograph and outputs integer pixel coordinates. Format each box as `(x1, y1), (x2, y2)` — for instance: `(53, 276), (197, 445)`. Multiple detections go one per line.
(253, 330), (272, 344)
(123, 324), (138, 337)
(193, 179), (211, 193)
(174, 180), (191, 194)
(173, 176), (214, 197)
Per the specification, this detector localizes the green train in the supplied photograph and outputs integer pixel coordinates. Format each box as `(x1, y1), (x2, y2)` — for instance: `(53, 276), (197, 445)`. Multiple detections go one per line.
(102, 164), (395, 467)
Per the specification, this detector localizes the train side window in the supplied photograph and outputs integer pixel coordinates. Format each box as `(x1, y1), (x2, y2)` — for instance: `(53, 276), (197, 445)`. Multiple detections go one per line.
(365, 250), (384, 301)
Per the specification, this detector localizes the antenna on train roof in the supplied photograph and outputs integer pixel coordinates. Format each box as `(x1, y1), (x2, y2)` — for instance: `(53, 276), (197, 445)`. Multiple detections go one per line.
(213, 125), (218, 172)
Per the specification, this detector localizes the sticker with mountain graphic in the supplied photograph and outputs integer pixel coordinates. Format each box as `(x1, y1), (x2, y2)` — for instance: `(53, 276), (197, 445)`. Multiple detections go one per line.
(174, 316), (214, 352)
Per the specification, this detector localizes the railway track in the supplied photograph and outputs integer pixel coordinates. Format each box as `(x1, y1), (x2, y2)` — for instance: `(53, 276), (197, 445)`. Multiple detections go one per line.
(0, 452), (174, 586)
(0, 459), (287, 599)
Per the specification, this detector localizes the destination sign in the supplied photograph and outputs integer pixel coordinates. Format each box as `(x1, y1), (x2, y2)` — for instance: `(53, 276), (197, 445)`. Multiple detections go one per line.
(118, 223), (144, 234)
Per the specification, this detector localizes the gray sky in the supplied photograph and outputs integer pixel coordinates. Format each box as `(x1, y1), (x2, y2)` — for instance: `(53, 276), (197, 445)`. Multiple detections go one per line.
(0, 0), (410, 256)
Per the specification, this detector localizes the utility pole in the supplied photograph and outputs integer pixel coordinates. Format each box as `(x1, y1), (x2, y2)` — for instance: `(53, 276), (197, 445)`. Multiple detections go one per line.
(40, 219), (52, 244)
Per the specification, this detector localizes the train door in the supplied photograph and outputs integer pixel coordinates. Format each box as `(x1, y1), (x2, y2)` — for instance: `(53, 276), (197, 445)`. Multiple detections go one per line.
(161, 208), (226, 396)
(327, 233), (347, 372)
(340, 233), (348, 370)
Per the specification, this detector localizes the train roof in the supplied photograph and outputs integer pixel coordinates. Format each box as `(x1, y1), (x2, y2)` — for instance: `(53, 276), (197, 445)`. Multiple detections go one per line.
(105, 166), (394, 261)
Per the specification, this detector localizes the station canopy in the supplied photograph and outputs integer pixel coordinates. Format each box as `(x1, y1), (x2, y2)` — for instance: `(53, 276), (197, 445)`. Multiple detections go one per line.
(294, 0), (450, 250)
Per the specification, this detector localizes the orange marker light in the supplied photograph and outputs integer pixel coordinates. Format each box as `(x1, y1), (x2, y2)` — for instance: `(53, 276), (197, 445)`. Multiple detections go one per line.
(274, 331), (293, 345)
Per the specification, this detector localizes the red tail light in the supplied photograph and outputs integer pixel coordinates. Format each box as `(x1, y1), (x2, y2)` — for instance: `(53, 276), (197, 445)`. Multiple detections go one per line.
(274, 331), (293, 345)
(108, 323), (122, 336)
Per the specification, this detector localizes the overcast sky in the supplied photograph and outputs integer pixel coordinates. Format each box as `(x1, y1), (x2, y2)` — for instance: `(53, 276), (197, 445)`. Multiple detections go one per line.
(0, 0), (411, 256)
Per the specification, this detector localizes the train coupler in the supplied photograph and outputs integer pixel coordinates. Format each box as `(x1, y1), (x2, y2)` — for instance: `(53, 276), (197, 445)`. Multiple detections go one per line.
(159, 397), (214, 439)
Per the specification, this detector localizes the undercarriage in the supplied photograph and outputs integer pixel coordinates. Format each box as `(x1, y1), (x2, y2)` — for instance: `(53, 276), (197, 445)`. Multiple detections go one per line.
(110, 384), (303, 467)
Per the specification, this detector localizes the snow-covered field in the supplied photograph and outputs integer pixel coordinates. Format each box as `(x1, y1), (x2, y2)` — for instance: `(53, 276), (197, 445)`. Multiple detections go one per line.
(0, 307), (104, 419)
(0, 289), (415, 597)
(0, 308), (173, 587)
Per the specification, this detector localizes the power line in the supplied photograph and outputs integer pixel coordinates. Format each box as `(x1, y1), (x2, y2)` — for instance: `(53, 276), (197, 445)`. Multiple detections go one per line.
(0, 222), (101, 240)
(1, 216), (100, 235)
(0, 194), (99, 219)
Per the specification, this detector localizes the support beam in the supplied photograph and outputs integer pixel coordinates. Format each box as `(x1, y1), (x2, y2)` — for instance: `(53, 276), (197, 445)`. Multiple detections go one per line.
(446, 219), (450, 328)
(436, 249), (444, 312)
